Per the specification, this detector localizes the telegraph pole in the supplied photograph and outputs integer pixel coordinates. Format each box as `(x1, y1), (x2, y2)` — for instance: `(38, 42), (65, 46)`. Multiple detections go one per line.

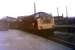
(33, 2), (37, 33)
(66, 6), (68, 18)
(65, 6), (68, 24)
(57, 8), (59, 17)
(34, 2), (36, 14)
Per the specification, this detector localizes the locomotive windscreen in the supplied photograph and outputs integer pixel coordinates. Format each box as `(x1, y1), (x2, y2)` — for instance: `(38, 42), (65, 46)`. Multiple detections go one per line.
(40, 16), (52, 24)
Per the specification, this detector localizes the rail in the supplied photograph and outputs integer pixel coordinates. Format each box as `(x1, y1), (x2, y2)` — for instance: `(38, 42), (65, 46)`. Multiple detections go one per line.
(55, 25), (75, 27)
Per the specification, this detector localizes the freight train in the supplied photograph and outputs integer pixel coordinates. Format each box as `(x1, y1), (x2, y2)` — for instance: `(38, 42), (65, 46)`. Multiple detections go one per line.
(17, 12), (55, 35)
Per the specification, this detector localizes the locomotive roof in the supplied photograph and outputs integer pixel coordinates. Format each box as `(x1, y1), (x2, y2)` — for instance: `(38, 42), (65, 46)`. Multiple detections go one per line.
(32, 12), (52, 20)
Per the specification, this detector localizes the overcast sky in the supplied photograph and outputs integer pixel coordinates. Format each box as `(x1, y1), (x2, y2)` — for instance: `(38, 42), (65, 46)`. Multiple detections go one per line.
(0, 0), (75, 18)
